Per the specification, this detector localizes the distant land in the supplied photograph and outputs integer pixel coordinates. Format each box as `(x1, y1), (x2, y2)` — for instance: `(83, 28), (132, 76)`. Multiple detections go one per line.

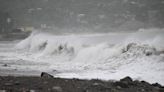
(0, 0), (164, 33)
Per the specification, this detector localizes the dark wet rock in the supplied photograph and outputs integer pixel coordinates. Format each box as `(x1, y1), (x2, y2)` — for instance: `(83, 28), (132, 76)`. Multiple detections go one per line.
(112, 77), (134, 88)
(90, 79), (105, 83)
(14, 81), (20, 85)
(92, 82), (101, 86)
(141, 88), (145, 91)
(140, 81), (152, 87)
(116, 85), (122, 89)
(159, 88), (164, 92)
(40, 72), (54, 78)
(21, 88), (31, 92)
(120, 76), (133, 83)
(113, 81), (129, 88)
(58, 45), (63, 51)
(52, 86), (63, 92)
(4, 83), (13, 86)
(145, 51), (153, 56)
(29, 89), (35, 92)
(132, 80), (142, 86)
(0, 90), (6, 92)
(0, 76), (3, 81)
(0, 76), (163, 92)
(152, 83), (162, 88)
(43, 81), (48, 84)
(84, 83), (111, 92)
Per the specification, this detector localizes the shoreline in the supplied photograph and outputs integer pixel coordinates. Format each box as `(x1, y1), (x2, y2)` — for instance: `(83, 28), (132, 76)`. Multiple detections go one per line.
(0, 72), (164, 92)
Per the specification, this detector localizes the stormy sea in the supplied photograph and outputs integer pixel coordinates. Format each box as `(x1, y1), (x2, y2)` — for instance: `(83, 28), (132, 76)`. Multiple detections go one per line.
(0, 28), (164, 86)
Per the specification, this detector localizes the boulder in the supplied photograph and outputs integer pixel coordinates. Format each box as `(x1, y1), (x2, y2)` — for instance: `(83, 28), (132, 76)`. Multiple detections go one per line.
(52, 86), (63, 92)
(40, 72), (54, 79)
(152, 83), (162, 88)
(113, 76), (133, 88)
(120, 76), (133, 83)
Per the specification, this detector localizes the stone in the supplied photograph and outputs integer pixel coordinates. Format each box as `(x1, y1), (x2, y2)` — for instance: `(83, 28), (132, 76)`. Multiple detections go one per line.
(85, 83), (111, 92)
(159, 88), (164, 92)
(112, 76), (134, 88)
(14, 81), (20, 85)
(0, 90), (6, 92)
(52, 86), (63, 92)
(120, 76), (133, 83)
(141, 89), (145, 92)
(113, 81), (129, 88)
(30, 90), (35, 92)
(40, 72), (54, 78)
(4, 83), (13, 86)
(116, 86), (122, 89)
(140, 81), (151, 87)
(152, 83), (162, 88)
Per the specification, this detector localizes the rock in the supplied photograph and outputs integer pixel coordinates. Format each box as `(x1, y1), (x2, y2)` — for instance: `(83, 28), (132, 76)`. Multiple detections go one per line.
(112, 76), (133, 88)
(52, 86), (63, 92)
(120, 76), (133, 83)
(159, 88), (164, 92)
(85, 83), (111, 92)
(40, 72), (54, 78)
(14, 81), (20, 85)
(30, 89), (35, 92)
(145, 51), (153, 56)
(133, 80), (140, 85)
(116, 86), (122, 89)
(141, 89), (145, 92)
(113, 81), (129, 88)
(43, 81), (48, 84)
(140, 81), (151, 87)
(152, 83), (162, 88)
(4, 83), (13, 86)
(0, 90), (6, 92)
(21, 88), (30, 92)
(58, 45), (63, 51)
(92, 83), (100, 86)
(0, 76), (3, 81)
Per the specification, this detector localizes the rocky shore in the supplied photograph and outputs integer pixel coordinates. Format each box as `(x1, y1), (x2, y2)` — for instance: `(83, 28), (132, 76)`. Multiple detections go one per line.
(0, 72), (164, 92)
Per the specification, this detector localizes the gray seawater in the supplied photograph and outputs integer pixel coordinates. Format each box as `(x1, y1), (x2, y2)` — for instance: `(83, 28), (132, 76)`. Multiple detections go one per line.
(0, 41), (41, 76)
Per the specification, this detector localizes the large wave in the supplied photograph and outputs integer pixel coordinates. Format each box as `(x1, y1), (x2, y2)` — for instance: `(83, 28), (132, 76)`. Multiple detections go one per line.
(16, 28), (164, 84)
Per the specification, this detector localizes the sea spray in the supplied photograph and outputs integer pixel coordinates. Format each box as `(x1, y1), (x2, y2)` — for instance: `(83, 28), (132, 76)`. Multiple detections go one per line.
(15, 28), (164, 84)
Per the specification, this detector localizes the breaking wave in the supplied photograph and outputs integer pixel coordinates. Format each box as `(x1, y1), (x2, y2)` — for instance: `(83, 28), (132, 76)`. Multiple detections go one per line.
(16, 28), (164, 84)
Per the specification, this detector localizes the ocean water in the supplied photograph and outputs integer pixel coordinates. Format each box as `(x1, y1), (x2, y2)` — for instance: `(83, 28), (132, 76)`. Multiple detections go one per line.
(0, 28), (164, 85)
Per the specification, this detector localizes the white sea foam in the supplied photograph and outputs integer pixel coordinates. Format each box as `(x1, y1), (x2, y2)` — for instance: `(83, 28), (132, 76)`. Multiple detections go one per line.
(14, 28), (164, 84)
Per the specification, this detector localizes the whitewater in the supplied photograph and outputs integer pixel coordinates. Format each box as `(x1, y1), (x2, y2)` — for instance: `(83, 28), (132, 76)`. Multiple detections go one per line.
(0, 28), (164, 85)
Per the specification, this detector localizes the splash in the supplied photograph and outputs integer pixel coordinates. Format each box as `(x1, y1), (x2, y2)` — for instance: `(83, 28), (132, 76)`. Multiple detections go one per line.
(15, 28), (164, 84)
